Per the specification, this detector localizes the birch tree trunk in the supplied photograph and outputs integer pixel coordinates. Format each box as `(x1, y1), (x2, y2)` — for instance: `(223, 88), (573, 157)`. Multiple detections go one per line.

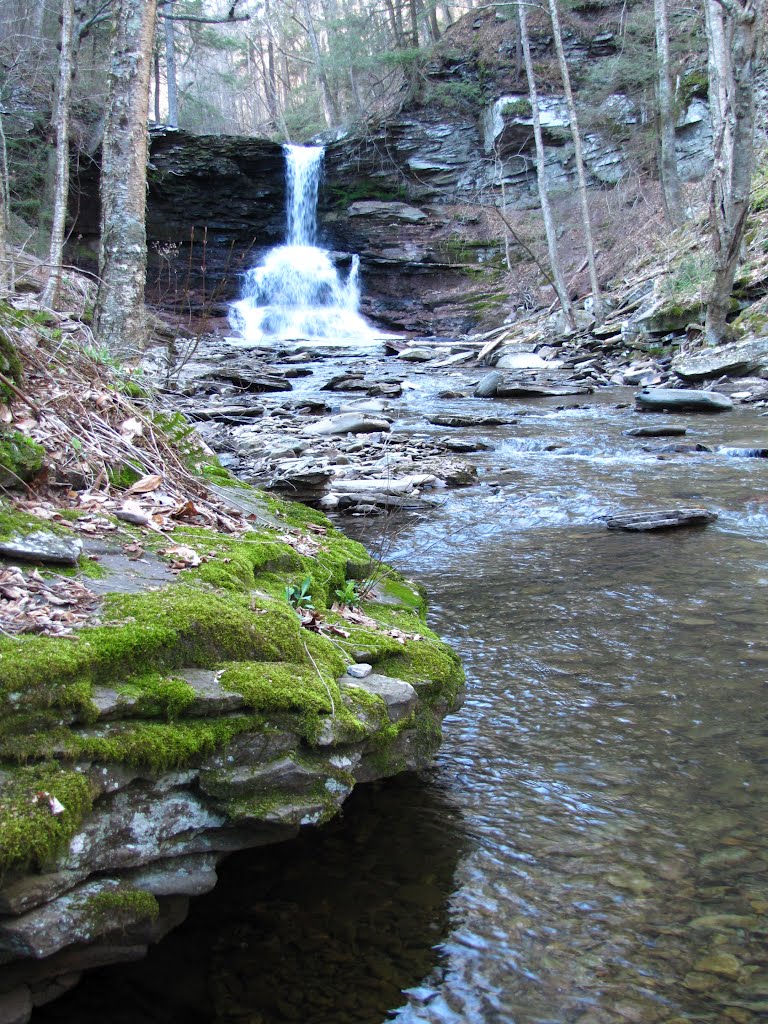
(654, 0), (684, 227)
(704, 0), (764, 345)
(94, 0), (159, 360)
(42, 0), (75, 309)
(163, 1), (178, 127)
(0, 113), (10, 294)
(547, 0), (602, 323)
(518, 1), (575, 331)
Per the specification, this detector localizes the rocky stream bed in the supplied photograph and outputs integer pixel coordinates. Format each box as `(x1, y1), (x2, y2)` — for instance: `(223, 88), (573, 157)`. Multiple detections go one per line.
(3, 316), (768, 1024)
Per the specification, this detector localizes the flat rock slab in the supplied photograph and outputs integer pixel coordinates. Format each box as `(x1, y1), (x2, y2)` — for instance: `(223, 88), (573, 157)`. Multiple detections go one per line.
(635, 387), (733, 412)
(672, 336), (768, 381)
(605, 508), (718, 531)
(0, 532), (82, 566)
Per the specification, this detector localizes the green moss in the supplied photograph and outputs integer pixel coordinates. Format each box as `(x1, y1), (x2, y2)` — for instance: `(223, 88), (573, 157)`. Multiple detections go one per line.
(500, 97), (532, 118)
(0, 431), (45, 486)
(118, 672), (197, 720)
(376, 633), (465, 707)
(219, 661), (335, 716)
(0, 326), (23, 400)
(80, 888), (160, 926)
(0, 763), (93, 874)
(2, 716), (268, 771)
(327, 179), (408, 210)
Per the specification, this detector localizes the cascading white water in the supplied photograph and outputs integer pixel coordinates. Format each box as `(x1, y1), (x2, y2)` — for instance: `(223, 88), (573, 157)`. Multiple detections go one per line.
(229, 145), (376, 346)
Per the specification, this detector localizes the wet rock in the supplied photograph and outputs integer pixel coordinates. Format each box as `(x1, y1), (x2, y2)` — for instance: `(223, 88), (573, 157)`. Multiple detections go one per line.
(439, 437), (492, 453)
(635, 387), (733, 412)
(305, 414), (392, 436)
(495, 380), (594, 398)
(605, 508), (718, 531)
(0, 532), (82, 566)
(427, 413), (517, 427)
(718, 446), (768, 458)
(624, 425), (688, 437)
(474, 371), (504, 397)
(656, 442), (712, 454)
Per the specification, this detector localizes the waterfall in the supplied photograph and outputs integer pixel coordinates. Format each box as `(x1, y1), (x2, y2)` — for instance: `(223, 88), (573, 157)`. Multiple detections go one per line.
(286, 145), (321, 246)
(229, 144), (376, 346)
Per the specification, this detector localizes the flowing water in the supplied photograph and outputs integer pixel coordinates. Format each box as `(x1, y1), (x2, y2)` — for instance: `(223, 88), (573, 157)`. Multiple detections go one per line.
(35, 374), (768, 1024)
(229, 146), (376, 346)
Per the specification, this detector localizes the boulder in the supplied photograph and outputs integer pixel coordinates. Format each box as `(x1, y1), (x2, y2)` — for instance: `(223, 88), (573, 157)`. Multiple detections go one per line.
(635, 387), (733, 412)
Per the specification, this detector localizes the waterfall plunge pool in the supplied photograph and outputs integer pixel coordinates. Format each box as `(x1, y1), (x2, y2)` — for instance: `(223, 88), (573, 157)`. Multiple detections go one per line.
(229, 145), (386, 349)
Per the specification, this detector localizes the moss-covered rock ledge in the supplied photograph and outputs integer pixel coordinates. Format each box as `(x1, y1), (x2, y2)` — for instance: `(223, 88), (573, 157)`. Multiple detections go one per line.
(0, 489), (463, 1019)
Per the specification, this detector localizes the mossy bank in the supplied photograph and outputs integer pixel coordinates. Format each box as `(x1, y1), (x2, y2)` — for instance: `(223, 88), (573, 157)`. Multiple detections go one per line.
(0, 487), (464, 1015)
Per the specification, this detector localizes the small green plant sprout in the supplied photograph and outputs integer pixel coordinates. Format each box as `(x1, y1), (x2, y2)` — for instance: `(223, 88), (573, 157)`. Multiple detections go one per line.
(285, 576), (314, 610)
(334, 579), (361, 609)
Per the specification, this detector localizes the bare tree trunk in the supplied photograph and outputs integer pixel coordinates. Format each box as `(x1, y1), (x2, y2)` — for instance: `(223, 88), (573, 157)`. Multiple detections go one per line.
(654, 0), (684, 227)
(426, 0), (440, 41)
(0, 113), (10, 294)
(42, 0), (75, 309)
(704, 0), (764, 345)
(153, 48), (162, 121)
(384, 0), (406, 47)
(409, 0), (419, 47)
(547, 0), (602, 324)
(94, 0), (159, 360)
(163, 0), (178, 126)
(299, 0), (338, 128)
(518, 1), (575, 330)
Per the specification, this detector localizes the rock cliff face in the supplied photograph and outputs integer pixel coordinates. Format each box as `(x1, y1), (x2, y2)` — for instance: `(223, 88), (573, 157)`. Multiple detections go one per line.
(69, 7), (712, 337)
(0, 490), (463, 1022)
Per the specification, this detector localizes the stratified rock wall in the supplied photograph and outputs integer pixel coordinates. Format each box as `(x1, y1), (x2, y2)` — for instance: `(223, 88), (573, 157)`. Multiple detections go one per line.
(67, 8), (713, 336)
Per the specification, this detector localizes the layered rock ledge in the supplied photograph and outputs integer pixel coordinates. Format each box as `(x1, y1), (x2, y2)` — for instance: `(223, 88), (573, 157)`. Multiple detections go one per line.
(0, 489), (463, 1020)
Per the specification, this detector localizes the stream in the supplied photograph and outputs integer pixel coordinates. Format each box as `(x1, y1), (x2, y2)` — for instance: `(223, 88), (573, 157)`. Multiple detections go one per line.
(34, 358), (768, 1024)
